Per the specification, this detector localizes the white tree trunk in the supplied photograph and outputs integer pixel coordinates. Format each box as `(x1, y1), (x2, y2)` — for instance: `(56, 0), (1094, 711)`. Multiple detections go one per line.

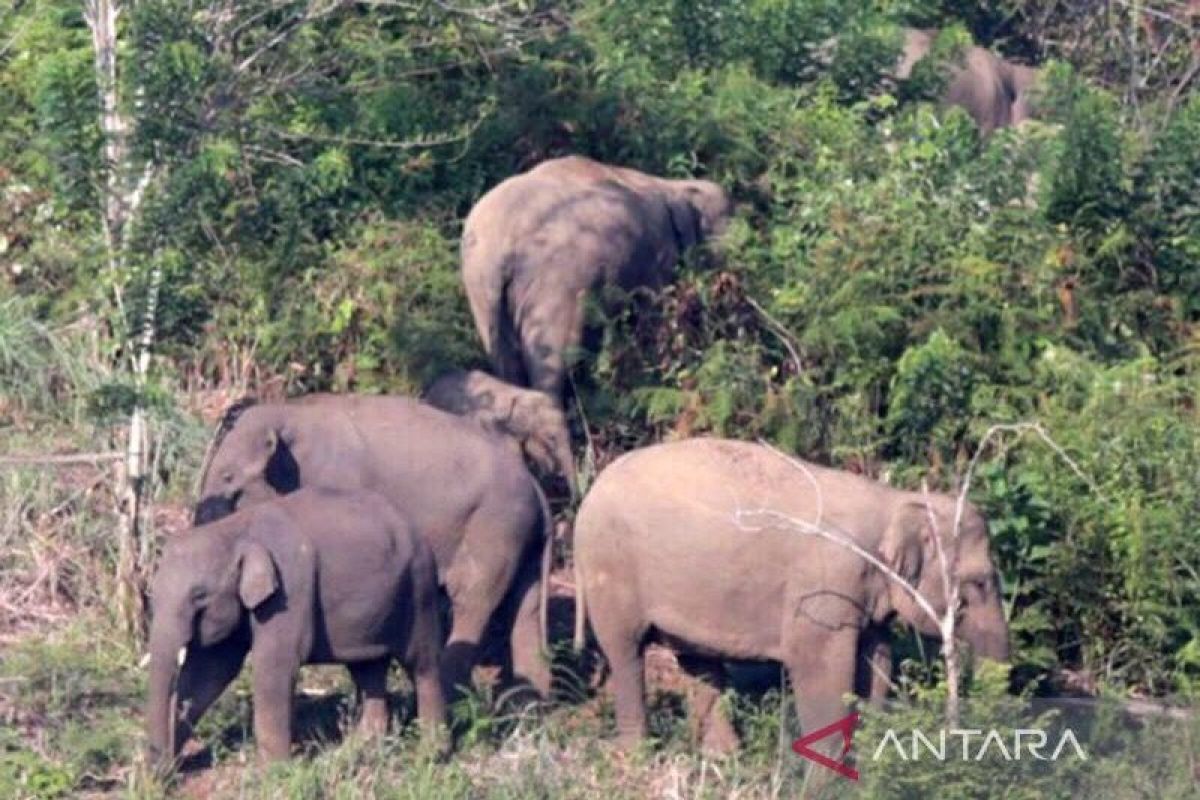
(84, 0), (157, 641)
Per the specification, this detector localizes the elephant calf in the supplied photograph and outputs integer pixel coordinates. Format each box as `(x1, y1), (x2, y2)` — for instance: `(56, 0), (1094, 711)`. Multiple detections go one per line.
(573, 438), (1009, 756)
(423, 369), (577, 497)
(146, 488), (445, 768)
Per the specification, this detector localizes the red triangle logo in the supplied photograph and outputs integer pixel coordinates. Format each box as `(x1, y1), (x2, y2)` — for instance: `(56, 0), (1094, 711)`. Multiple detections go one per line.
(791, 712), (860, 781)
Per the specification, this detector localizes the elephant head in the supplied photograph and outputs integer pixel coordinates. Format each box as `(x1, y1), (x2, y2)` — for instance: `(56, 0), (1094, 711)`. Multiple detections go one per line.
(423, 370), (578, 498)
(878, 497), (1010, 662)
(661, 179), (733, 250)
(502, 390), (578, 499)
(145, 523), (279, 769)
(194, 403), (299, 525)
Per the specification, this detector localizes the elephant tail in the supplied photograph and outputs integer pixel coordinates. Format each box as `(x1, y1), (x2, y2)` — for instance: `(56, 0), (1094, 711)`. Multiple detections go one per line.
(572, 529), (586, 653)
(462, 238), (525, 385)
(533, 481), (554, 658)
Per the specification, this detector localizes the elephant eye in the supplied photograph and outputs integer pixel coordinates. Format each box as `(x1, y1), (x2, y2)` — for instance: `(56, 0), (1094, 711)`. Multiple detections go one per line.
(189, 586), (209, 605)
(221, 470), (235, 484)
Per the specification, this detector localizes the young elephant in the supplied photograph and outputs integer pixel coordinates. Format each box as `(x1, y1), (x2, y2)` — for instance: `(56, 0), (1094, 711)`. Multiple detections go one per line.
(573, 438), (1009, 756)
(422, 369), (577, 498)
(193, 394), (553, 705)
(146, 488), (445, 768)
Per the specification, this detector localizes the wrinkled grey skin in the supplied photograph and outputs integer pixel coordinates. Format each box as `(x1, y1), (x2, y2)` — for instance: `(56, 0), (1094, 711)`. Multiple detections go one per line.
(896, 28), (1040, 135)
(573, 439), (1009, 759)
(147, 488), (445, 769)
(193, 394), (553, 706)
(423, 369), (577, 499)
(462, 155), (733, 399)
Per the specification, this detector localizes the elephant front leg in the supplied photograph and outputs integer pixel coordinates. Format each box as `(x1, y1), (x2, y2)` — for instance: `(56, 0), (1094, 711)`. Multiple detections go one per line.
(784, 626), (859, 794)
(348, 659), (391, 738)
(855, 622), (894, 705)
(175, 637), (250, 755)
(251, 648), (298, 762)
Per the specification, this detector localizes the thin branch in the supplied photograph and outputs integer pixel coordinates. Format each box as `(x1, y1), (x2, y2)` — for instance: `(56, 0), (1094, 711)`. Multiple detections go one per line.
(234, 0), (349, 75)
(0, 452), (124, 467)
(733, 507), (943, 629)
(757, 438), (824, 529)
(261, 103), (491, 151)
(744, 295), (804, 377)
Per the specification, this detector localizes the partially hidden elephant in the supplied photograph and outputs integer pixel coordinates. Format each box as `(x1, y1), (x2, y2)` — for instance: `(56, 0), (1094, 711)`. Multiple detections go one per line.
(193, 394), (553, 704)
(146, 487), (445, 768)
(461, 155), (733, 399)
(573, 438), (1009, 757)
(896, 28), (1040, 135)
(422, 369), (577, 498)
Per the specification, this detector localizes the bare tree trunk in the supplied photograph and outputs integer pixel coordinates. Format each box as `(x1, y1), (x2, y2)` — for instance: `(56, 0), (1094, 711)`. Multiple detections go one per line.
(84, 0), (156, 642)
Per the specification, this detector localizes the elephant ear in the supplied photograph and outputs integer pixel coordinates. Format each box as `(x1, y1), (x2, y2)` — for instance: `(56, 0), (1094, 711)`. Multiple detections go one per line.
(665, 195), (702, 251)
(237, 540), (279, 610)
(881, 501), (932, 586)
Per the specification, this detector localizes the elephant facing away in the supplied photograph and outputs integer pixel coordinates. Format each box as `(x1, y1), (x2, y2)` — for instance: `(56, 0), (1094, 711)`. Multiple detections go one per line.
(146, 488), (445, 769)
(423, 369), (577, 499)
(193, 394), (553, 705)
(573, 438), (1009, 758)
(461, 155), (733, 399)
(896, 28), (1040, 135)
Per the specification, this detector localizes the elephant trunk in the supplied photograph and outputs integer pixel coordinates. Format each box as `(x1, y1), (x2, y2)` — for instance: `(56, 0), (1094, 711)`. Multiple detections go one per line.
(965, 601), (1010, 663)
(972, 627), (1010, 663)
(145, 629), (187, 769)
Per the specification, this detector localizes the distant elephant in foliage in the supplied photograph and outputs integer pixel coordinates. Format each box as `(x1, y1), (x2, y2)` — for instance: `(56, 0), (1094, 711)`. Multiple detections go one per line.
(573, 438), (1009, 756)
(461, 156), (733, 399)
(147, 488), (445, 768)
(423, 369), (577, 498)
(896, 28), (1040, 135)
(193, 394), (553, 704)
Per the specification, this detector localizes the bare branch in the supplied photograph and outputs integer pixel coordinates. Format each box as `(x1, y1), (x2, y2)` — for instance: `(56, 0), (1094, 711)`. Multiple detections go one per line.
(744, 295), (804, 377)
(0, 452), (124, 467)
(734, 507), (943, 629)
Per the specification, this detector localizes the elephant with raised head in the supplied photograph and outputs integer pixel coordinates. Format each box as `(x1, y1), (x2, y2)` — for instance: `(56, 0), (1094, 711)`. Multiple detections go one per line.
(896, 28), (1040, 135)
(423, 369), (577, 498)
(461, 155), (733, 399)
(146, 488), (445, 768)
(193, 394), (553, 705)
(572, 438), (1009, 757)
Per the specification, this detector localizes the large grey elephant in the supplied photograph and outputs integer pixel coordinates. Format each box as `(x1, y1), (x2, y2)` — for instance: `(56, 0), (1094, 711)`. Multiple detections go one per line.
(461, 155), (733, 399)
(422, 369), (577, 498)
(896, 28), (1040, 135)
(573, 438), (1009, 756)
(193, 394), (553, 705)
(147, 488), (445, 768)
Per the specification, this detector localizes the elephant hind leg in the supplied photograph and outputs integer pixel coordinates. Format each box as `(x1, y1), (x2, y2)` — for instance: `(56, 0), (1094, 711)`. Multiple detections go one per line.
(440, 527), (522, 707)
(348, 659), (390, 737)
(676, 654), (739, 755)
(492, 289), (528, 387)
(586, 588), (648, 745)
(518, 289), (585, 400)
(503, 553), (552, 702)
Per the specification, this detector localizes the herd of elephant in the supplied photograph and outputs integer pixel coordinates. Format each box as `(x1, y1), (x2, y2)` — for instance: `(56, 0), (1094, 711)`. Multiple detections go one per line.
(145, 30), (1030, 775)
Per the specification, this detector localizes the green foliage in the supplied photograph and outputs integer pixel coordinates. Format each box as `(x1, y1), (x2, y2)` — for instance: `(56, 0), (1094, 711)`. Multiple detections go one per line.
(2, 5), (1200, 792)
(885, 329), (975, 462)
